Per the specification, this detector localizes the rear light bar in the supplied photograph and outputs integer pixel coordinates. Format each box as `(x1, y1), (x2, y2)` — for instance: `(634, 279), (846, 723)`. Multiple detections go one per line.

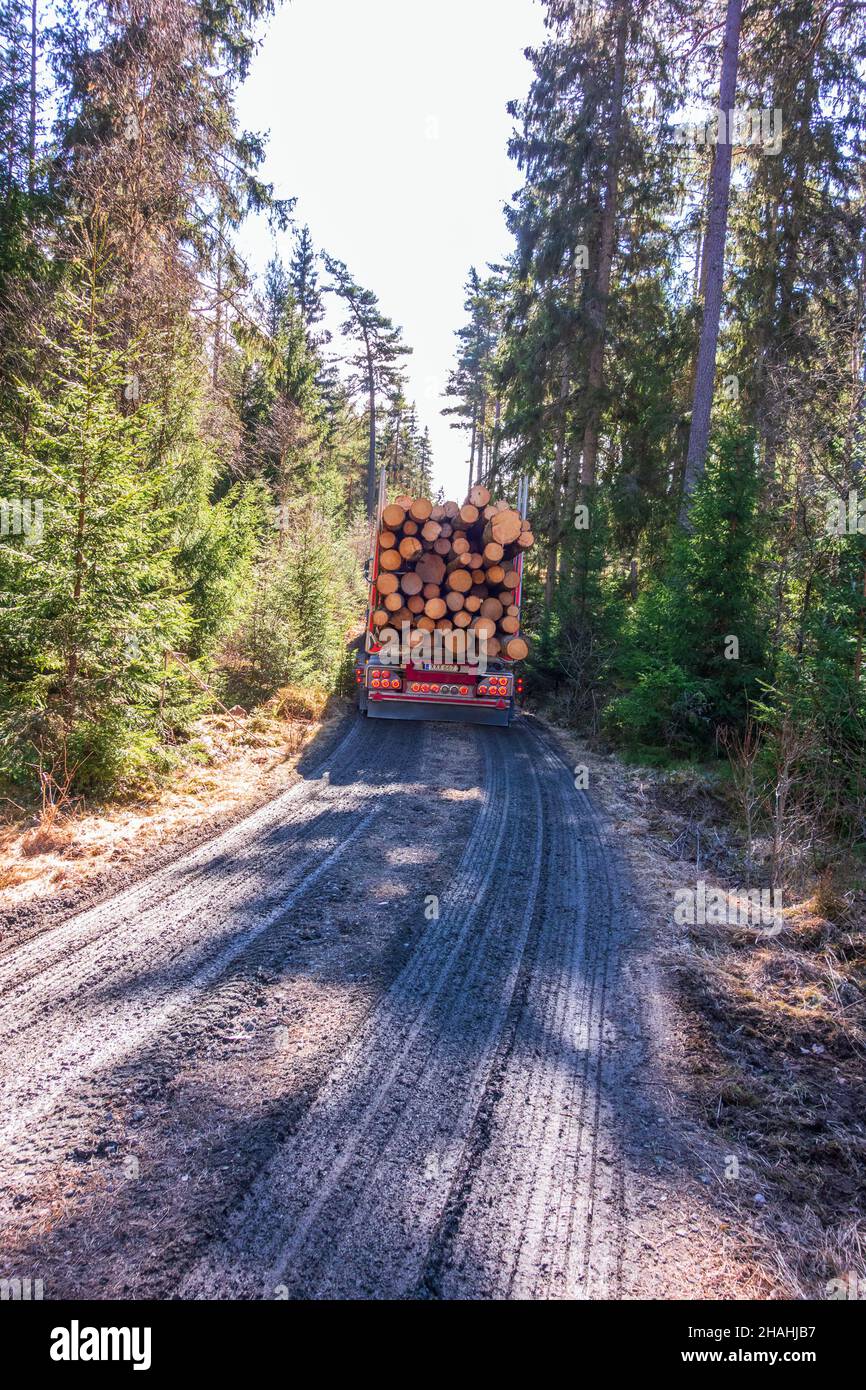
(407, 681), (471, 696)
(365, 668), (520, 700)
(477, 677), (511, 698)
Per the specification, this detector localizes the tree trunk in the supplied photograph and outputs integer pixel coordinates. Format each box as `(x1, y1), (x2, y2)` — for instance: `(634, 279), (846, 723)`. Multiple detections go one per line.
(365, 341), (376, 518)
(28, 0), (37, 195)
(545, 355), (570, 605)
(679, 0), (743, 526)
(467, 409), (477, 498)
(580, 2), (629, 491)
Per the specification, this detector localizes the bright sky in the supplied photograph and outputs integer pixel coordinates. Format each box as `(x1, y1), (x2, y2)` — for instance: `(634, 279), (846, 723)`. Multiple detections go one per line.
(237, 0), (547, 499)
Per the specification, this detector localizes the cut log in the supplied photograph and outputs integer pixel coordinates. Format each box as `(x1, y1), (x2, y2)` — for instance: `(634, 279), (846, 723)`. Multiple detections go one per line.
(384, 591), (403, 612)
(421, 520), (441, 542)
(417, 615), (435, 632)
(430, 505), (446, 521)
(409, 496), (433, 521)
(486, 510), (522, 546)
(407, 594), (425, 614)
(382, 503), (406, 529)
(433, 537), (452, 555)
(470, 569), (485, 586)
(499, 614), (519, 634)
(379, 548), (402, 571)
(485, 564), (505, 585)
(400, 571), (423, 596)
(464, 594), (482, 613)
(486, 637), (501, 658)
(483, 541), (504, 563)
(376, 571), (399, 596)
(445, 590), (465, 612)
(467, 483), (491, 508)
(451, 536), (470, 555)
(452, 609), (471, 628)
(398, 536), (423, 561)
(446, 568), (473, 593)
(459, 503), (479, 525)
(434, 617), (453, 631)
(379, 529), (397, 550)
(516, 530), (534, 549)
(442, 500), (459, 519)
(372, 609), (389, 627)
(393, 495), (413, 510)
(415, 553), (447, 585)
(506, 603), (519, 617)
(425, 596), (447, 620)
(480, 597), (504, 621)
(472, 616), (497, 639)
(501, 569), (520, 589)
(403, 518), (419, 535)
(422, 582), (441, 599)
(501, 635), (529, 661)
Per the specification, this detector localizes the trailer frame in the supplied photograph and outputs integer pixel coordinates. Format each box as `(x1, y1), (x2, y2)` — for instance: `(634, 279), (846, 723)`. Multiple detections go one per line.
(355, 471), (528, 726)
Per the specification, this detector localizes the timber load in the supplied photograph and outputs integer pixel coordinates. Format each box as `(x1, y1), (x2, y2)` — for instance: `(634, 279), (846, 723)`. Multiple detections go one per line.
(371, 484), (533, 662)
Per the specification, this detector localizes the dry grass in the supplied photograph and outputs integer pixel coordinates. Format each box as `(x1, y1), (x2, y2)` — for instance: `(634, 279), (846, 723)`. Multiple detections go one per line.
(539, 714), (866, 1299)
(0, 703), (329, 911)
(674, 895), (866, 1298)
(270, 683), (330, 722)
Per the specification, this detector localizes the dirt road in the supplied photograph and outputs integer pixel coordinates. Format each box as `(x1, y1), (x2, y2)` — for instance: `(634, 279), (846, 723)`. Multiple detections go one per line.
(0, 713), (752, 1300)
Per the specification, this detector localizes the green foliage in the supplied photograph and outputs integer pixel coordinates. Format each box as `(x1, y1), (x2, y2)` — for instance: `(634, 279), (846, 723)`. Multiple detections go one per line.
(231, 504), (364, 695)
(0, 259), (191, 787)
(606, 429), (766, 751)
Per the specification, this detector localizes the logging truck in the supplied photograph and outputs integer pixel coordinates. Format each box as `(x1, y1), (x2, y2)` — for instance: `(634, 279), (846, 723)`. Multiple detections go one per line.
(355, 471), (531, 727)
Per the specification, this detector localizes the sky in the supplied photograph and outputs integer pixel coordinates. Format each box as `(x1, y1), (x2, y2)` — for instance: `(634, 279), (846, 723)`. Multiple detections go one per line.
(236, 0), (547, 499)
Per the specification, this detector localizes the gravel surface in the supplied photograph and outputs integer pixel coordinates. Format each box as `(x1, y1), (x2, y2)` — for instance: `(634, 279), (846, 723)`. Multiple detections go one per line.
(0, 711), (768, 1299)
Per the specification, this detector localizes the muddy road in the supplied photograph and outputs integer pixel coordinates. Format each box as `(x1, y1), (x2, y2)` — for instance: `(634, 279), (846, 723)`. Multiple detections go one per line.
(0, 713), (736, 1300)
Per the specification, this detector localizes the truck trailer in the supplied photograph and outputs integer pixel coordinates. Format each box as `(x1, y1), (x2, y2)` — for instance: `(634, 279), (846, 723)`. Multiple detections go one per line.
(355, 471), (529, 727)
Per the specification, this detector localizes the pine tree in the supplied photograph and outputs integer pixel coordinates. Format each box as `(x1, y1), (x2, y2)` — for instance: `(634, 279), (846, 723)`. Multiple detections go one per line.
(0, 231), (189, 786)
(322, 252), (412, 516)
(290, 225), (325, 340)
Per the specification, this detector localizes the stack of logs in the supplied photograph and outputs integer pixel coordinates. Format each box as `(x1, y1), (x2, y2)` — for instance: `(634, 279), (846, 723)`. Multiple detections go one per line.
(372, 484), (533, 662)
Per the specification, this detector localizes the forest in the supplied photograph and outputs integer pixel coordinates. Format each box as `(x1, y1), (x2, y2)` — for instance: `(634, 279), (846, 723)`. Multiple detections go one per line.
(1, 0), (865, 898)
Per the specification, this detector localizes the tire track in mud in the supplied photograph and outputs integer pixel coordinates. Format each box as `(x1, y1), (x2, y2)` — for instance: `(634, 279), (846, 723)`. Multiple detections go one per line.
(0, 717), (432, 1167)
(180, 719), (634, 1301)
(2, 714), (641, 1301)
(419, 721), (630, 1299)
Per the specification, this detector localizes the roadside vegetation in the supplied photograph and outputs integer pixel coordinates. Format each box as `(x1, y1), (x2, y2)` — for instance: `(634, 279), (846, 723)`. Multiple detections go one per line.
(0, 0), (429, 825)
(441, 0), (866, 915)
(437, 0), (866, 1293)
